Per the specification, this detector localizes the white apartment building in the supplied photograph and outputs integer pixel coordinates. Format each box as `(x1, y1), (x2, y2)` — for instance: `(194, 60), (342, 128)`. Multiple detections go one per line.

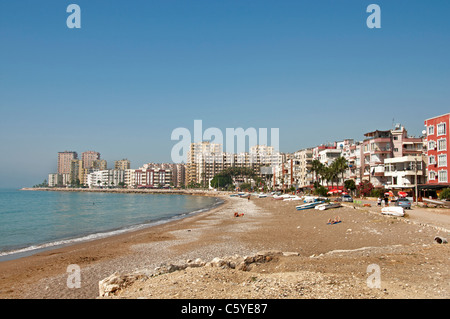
(87, 170), (124, 188)
(384, 155), (426, 190)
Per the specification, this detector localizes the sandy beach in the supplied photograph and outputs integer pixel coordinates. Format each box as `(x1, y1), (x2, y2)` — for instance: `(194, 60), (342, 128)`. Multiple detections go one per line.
(0, 192), (449, 299)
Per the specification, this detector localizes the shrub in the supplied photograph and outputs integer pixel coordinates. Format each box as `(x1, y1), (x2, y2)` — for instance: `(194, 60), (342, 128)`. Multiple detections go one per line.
(439, 188), (450, 200)
(314, 186), (329, 196)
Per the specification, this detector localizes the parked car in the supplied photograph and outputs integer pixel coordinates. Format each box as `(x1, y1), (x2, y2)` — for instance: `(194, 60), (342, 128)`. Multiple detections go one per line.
(341, 194), (353, 202)
(396, 198), (411, 209)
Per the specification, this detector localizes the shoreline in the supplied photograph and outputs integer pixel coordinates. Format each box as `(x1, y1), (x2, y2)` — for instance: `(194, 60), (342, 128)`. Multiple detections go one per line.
(20, 187), (230, 197)
(1, 189), (226, 262)
(0, 194), (449, 299)
(0, 194), (233, 298)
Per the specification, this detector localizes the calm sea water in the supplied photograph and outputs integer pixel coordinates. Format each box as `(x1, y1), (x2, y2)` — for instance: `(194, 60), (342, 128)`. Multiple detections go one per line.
(0, 189), (221, 261)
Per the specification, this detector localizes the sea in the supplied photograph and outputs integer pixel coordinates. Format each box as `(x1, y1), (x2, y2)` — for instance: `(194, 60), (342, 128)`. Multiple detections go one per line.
(0, 188), (222, 261)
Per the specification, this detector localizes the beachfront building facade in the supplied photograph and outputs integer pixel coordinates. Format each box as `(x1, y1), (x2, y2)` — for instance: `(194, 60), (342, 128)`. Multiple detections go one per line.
(81, 151), (101, 169)
(346, 141), (364, 185)
(384, 155), (426, 190)
(57, 151), (78, 175)
(69, 159), (83, 185)
(124, 169), (136, 188)
(362, 129), (391, 188)
(186, 141), (283, 188)
(424, 113), (449, 190)
(292, 148), (314, 189)
(48, 173), (61, 187)
(133, 168), (173, 188)
(93, 159), (107, 170)
(115, 159), (131, 170)
(361, 124), (424, 188)
(87, 169), (125, 188)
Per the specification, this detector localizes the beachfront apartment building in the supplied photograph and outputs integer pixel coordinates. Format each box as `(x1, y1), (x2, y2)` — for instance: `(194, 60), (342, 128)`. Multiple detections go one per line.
(292, 148), (314, 189)
(69, 159), (83, 185)
(87, 169), (125, 188)
(133, 167), (173, 188)
(57, 151), (78, 175)
(81, 151), (101, 169)
(124, 169), (136, 187)
(93, 159), (107, 170)
(48, 173), (61, 187)
(115, 159), (131, 170)
(361, 124), (424, 189)
(136, 163), (184, 188)
(186, 141), (283, 188)
(384, 155), (426, 190)
(424, 113), (449, 189)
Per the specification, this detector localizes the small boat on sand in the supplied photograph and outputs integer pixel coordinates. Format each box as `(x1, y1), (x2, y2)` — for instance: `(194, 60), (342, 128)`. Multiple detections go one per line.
(315, 203), (342, 211)
(381, 207), (404, 217)
(273, 194), (294, 200)
(296, 200), (325, 211)
(283, 196), (303, 201)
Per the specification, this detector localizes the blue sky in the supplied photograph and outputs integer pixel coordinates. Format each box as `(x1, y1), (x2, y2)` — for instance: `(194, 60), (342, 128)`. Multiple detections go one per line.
(0, 0), (449, 187)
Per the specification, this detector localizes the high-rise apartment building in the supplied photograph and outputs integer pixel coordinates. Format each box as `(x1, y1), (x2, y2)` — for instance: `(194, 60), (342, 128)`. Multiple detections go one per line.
(93, 159), (108, 170)
(186, 141), (282, 187)
(70, 159), (83, 185)
(115, 159), (131, 170)
(82, 151), (100, 169)
(58, 151), (78, 174)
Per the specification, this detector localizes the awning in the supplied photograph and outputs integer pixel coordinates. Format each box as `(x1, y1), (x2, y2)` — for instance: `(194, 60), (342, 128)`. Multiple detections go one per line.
(418, 184), (450, 191)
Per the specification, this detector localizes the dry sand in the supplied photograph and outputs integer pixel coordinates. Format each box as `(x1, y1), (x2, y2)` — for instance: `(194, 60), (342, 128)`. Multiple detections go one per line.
(0, 194), (449, 299)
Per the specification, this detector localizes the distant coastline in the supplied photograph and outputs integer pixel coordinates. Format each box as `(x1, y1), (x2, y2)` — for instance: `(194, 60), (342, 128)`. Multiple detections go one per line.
(20, 187), (232, 197)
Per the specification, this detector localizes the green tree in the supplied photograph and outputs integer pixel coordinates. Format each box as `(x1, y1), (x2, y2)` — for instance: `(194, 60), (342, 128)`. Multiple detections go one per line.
(333, 156), (348, 186)
(210, 174), (233, 189)
(344, 179), (356, 194)
(439, 188), (450, 200)
(311, 159), (324, 186)
(239, 183), (252, 191)
(314, 186), (329, 196)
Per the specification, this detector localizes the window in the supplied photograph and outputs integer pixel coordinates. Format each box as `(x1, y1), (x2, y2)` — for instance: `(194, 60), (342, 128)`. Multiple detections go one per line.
(438, 154), (447, 167)
(429, 156), (436, 165)
(429, 171), (437, 180)
(428, 125), (434, 135)
(428, 140), (436, 150)
(437, 123), (446, 136)
(438, 138), (447, 151)
(438, 170), (448, 183)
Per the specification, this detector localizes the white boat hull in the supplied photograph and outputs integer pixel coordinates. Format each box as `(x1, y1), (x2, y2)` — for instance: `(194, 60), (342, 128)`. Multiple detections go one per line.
(381, 207), (404, 217)
(296, 201), (325, 211)
(315, 203), (342, 211)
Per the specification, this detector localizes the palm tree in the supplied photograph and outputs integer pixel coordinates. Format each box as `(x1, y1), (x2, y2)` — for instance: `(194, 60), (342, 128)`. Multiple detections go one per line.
(333, 156), (348, 186)
(311, 159), (324, 186)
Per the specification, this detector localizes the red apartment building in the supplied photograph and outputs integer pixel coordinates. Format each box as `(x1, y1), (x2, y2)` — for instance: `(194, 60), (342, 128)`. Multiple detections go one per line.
(424, 113), (449, 191)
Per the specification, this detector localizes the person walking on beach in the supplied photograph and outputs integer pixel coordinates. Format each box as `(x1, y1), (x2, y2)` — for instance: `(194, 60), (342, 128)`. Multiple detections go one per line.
(377, 197), (382, 207)
(384, 196), (389, 207)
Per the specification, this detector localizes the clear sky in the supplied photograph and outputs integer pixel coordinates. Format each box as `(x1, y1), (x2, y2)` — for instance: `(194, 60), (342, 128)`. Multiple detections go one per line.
(0, 0), (449, 188)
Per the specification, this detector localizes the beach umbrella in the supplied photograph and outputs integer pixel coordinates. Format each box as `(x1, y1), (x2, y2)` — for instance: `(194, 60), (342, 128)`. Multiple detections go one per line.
(342, 192), (348, 195)
(384, 191), (394, 197)
(398, 191), (408, 197)
(329, 189), (341, 193)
